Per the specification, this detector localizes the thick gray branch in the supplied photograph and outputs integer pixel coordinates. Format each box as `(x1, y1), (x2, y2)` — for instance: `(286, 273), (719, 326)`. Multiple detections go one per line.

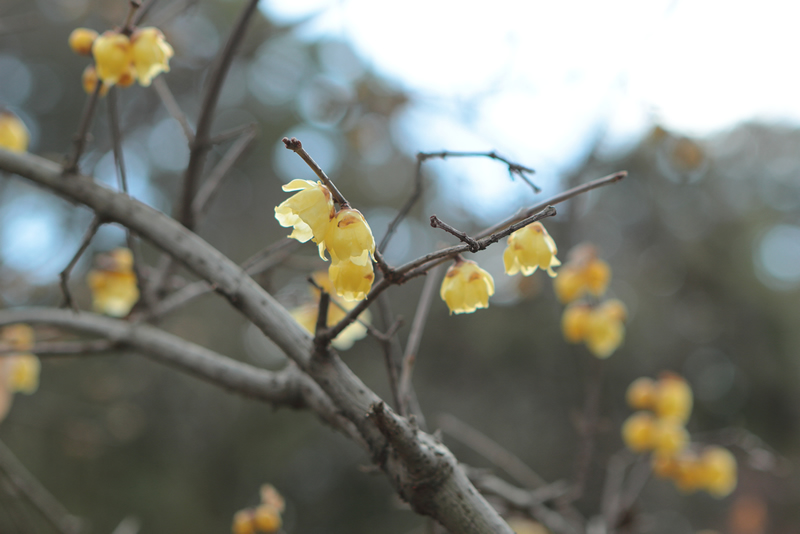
(0, 149), (511, 533)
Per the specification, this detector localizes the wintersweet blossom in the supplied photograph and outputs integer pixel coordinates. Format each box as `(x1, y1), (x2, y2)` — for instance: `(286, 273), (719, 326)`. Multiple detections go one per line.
(440, 259), (495, 314)
(324, 208), (375, 265)
(584, 299), (626, 358)
(0, 324), (42, 423)
(700, 446), (737, 497)
(654, 373), (693, 423)
(291, 272), (371, 348)
(503, 222), (560, 277)
(92, 31), (133, 85)
(328, 258), (374, 301)
(0, 111), (29, 153)
(130, 27), (174, 86)
(274, 179), (335, 251)
(68, 27), (98, 55)
(553, 244), (611, 303)
(82, 66), (110, 96)
(622, 411), (657, 453)
(626, 377), (657, 411)
(87, 248), (140, 317)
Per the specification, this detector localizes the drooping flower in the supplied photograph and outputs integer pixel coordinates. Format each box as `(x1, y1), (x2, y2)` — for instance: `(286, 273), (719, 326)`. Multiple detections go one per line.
(553, 244), (611, 303)
(68, 27), (99, 55)
(700, 446), (737, 498)
(274, 180), (335, 252)
(0, 324), (42, 423)
(87, 248), (140, 317)
(653, 418), (689, 455)
(130, 27), (174, 86)
(503, 222), (560, 277)
(328, 258), (374, 302)
(561, 303), (591, 343)
(440, 259), (495, 314)
(626, 377), (657, 411)
(232, 484), (285, 534)
(92, 31), (133, 85)
(0, 111), (29, 153)
(654, 372), (693, 423)
(584, 299), (626, 358)
(290, 272), (371, 349)
(324, 208), (375, 266)
(622, 411), (657, 453)
(82, 65), (110, 97)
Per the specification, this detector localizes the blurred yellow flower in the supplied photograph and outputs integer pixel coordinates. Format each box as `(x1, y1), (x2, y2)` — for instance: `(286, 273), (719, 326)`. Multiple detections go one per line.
(622, 411), (657, 453)
(584, 299), (626, 358)
(553, 244), (611, 303)
(324, 208), (375, 266)
(87, 248), (139, 317)
(440, 259), (495, 314)
(68, 27), (98, 55)
(275, 179), (335, 252)
(653, 418), (689, 455)
(232, 510), (255, 534)
(328, 258), (374, 302)
(561, 303), (591, 343)
(291, 301), (370, 350)
(92, 31), (133, 85)
(503, 222), (560, 277)
(0, 325), (42, 424)
(232, 484), (285, 534)
(1, 324), (34, 352)
(672, 452), (705, 494)
(252, 505), (281, 533)
(0, 111), (29, 153)
(654, 372), (693, 423)
(130, 27), (174, 86)
(700, 446), (737, 498)
(82, 65), (110, 97)
(626, 377), (657, 411)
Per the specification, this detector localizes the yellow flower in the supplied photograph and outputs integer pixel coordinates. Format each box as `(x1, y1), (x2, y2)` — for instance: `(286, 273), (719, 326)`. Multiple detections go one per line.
(324, 208), (375, 265)
(68, 27), (98, 55)
(503, 222), (560, 277)
(259, 484), (285, 513)
(440, 259), (495, 314)
(561, 303), (591, 343)
(653, 418), (689, 455)
(584, 299), (626, 358)
(253, 504), (282, 532)
(328, 258), (374, 301)
(626, 377), (657, 411)
(6, 353), (40, 394)
(130, 27), (174, 86)
(651, 451), (680, 479)
(0, 111), (29, 153)
(290, 301), (370, 349)
(553, 244), (611, 303)
(621, 411), (657, 453)
(655, 373), (693, 423)
(87, 248), (139, 317)
(274, 180), (335, 252)
(82, 65), (110, 97)
(699, 446), (737, 498)
(92, 31), (133, 86)
(232, 510), (255, 534)
(672, 452), (705, 494)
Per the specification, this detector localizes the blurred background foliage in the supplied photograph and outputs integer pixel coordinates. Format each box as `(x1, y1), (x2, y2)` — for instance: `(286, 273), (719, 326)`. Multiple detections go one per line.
(1, 0), (800, 533)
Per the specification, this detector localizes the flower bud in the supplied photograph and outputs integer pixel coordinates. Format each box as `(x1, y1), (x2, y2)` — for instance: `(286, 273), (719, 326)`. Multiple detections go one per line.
(69, 27), (99, 55)
(626, 377), (657, 410)
(0, 111), (29, 153)
(622, 412), (657, 453)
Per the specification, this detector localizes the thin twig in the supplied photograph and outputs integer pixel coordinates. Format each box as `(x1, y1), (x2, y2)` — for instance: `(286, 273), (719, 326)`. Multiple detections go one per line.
(177, 0), (260, 230)
(398, 264), (441, 416)
(63, 82), (102, 175)
(131, 0), (157, 25)
(379, 154), (425, 253)
(439, 414), (546, 489)
(419, 150), (540, 193)
(60, 216), (103, 310)
(376, 294), (402, 411)
(0, 440), (82, 534)
(477, 171), (626, 239)
(430, 215), (480, 252)
(152, 77), (195, 143)
(191, 124), (257, 219)
(120, 0), (143, 35)
(282, 137), (349, 207)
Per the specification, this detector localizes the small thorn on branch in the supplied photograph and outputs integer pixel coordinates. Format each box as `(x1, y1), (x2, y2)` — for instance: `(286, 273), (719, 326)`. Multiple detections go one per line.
(430, 215), (480, 253)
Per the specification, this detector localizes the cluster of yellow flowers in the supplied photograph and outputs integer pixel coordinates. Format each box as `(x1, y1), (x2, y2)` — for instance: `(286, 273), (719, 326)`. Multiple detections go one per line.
(0, 324), (42, 422)
(441, 221), (560, 315)
(556, 244), (626, 358)
(0, 111), (29, 153)
(68, 25), (174, 95)
(622, 373), (737, 497)
(87, 248), (140, 317)
(290, 272), (371, 349)
(275, 180), (376, 302)
(232, 484), (285, 534)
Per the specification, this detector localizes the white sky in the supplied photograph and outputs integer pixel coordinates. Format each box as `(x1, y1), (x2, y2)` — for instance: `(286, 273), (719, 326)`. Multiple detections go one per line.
(261, 0), (800, 219)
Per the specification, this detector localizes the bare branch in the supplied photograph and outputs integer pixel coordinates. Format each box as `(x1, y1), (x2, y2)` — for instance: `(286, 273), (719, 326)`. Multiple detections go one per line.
(0, 440), (82, 534)
(152, 76), (195, 143)
(379, 154), (424, 253)
(282, 137), (349, 208)
(177, 0), (260, 230)
(0, 339), (116, 357)
(430, 215), (480, 252)
(59, 216), (103, 311)
(419, 150), (540, 193)
(63, 83), (102, 175)
(191, 124), (257, 219)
